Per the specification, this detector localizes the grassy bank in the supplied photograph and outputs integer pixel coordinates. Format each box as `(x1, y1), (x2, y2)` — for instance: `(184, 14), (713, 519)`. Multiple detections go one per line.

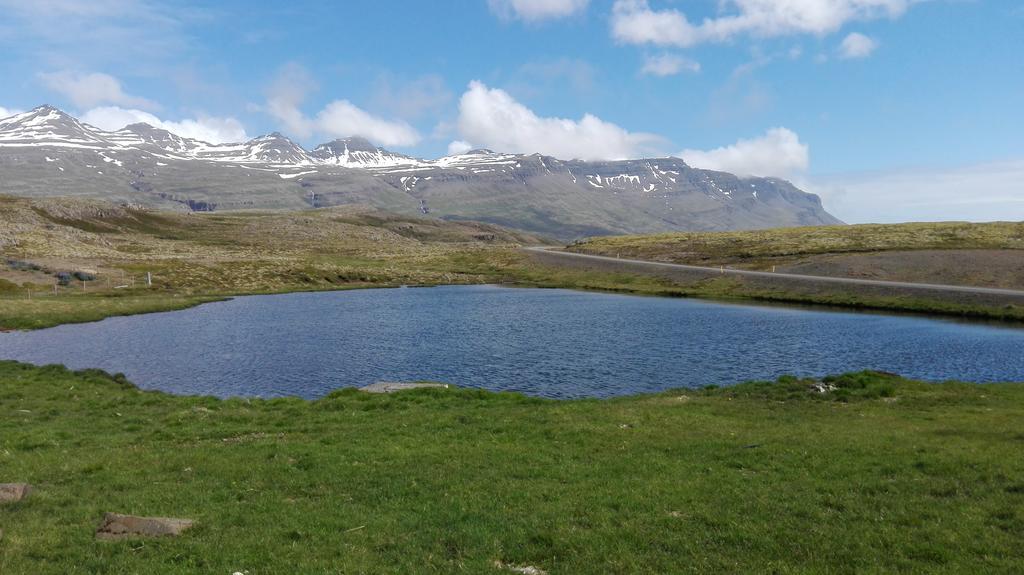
(5, 248), (1024, 331)
(0, 294), (227, 331)
(3, 196), (1024, 330)
(438, 249), (1024, 322)
(550, 222), (1024, 322)
(1, 362), (1022, 573)
(568, 221), (1024, 267)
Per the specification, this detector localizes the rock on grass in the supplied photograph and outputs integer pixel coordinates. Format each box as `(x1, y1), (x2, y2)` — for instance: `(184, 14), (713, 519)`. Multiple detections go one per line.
(0, 483), (32, 503)
(95, 513), (195, 540)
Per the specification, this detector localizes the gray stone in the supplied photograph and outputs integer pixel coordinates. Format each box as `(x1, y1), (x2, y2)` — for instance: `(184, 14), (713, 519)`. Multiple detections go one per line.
(359, 381), (449, 394)
(95, 513), (195, 540)
(0, 483), (31, 503)
(494, 561), (548, 575)
(810, 381), (838, 394)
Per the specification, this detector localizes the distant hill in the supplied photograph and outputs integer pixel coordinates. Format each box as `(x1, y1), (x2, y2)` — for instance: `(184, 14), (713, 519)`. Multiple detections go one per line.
(0, 106), (842, 239)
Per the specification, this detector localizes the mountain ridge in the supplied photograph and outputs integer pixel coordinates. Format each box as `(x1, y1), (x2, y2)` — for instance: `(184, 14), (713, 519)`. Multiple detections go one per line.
(0, 105), (842, 239)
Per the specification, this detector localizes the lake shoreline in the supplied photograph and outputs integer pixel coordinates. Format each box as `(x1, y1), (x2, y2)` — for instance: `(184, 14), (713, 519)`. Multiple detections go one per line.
(5, 270), (1024, 333)
(4, 285), (1022, 399)
(5, 358), (1024, 402)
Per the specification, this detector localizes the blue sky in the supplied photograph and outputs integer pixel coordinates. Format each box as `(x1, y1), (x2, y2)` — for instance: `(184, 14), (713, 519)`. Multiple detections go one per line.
(0, 0), (1021, 223)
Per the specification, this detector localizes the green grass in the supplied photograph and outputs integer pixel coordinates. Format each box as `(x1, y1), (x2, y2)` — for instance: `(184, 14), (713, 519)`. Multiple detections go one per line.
(1, 362), (1023, 573)
(0, 293), (226, 331)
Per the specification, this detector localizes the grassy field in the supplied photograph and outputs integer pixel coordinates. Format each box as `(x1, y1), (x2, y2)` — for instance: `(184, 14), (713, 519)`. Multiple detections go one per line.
(567, 221), (1024, 267)
(1, 362), (1022, 573)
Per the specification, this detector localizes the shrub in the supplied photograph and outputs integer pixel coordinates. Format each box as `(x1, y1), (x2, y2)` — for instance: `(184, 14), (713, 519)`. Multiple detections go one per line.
(5, 258), (42, 272)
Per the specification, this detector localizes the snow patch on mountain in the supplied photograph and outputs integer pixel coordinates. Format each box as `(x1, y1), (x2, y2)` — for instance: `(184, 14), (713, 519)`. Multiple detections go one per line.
(312, 137), (424, 169)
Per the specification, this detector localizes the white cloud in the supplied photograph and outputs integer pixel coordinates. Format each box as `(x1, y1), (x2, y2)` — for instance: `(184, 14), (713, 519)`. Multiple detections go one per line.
(0, 106), (22, 119)
(809, 159), (1024, 223)
(611, 0), (700, 46)
(447, 140), (474, 155)
(611, 0), (911, 47)
(455, 81), (663, 161)
(838, 32), (878, 58)
(266, 99), (314, 140)
(488, 0), (589, 22)
(681, 128), (810, 177)
(263, 63), (420, 147)
(315, 101), (420, 147)
(81, 106), (248, 144)
(38, 71), (157, 110)
(264, 62), (317, 139)
(641, 54), (701, 76)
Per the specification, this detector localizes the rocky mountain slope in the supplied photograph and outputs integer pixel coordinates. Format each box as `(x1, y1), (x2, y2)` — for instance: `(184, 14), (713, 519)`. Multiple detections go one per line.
(0, 106), (842, 239)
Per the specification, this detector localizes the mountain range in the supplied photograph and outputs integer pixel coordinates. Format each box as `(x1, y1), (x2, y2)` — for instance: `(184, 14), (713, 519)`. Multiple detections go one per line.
(0, 106), (841, 239)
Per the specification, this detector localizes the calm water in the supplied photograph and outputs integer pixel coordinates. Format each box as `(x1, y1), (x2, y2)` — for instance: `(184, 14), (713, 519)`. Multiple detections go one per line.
(2, 285), (1023, 399)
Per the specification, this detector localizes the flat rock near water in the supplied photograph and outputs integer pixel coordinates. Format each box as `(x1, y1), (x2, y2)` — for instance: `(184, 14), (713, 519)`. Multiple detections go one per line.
(0, 483), (31, 503)
(95, 513), (195, 540)
(359, 382), (450, 394)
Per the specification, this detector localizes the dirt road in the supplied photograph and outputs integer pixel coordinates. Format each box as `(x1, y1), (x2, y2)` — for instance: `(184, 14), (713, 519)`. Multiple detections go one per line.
(524, 247), (1024, 297)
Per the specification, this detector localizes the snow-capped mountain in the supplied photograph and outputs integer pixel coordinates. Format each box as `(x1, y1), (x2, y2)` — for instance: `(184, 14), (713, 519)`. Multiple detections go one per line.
(0, 106), (841, 238)
(234, 133), (313, 165)
(0, 105), (116, 149)
(312, 136), (425, 168)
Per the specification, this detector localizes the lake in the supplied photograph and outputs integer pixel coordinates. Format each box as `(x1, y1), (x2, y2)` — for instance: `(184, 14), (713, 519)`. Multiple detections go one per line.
(2, 285), (1023, 399)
